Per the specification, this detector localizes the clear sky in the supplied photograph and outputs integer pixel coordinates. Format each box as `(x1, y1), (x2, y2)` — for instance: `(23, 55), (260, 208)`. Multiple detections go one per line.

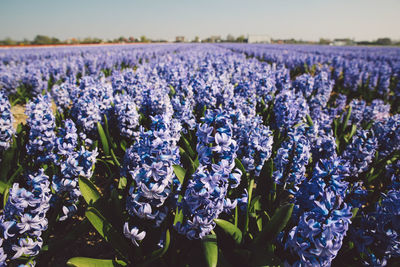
(0, 0), (399, 41)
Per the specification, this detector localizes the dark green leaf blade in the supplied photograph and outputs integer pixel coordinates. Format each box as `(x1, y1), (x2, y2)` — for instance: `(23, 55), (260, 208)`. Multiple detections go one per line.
(97, 122), (110, 156)
(67, 257), (127, 267)
(201, 234), (218, 267)
(85, 207), (131, 260)
(254, 203), (294, 246)
(173, 165), (186, 184)
(214, 219), (243, 245)
(79, 176), (101, 205)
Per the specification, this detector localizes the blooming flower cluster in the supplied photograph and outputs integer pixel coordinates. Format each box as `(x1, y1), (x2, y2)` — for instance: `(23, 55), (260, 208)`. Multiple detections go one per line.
(285, 158), (352, 266)
(176, 109), (241, 239)
(113, 94), (140, 139)
(235, 113), (273, 176)
(25, 94), (56, 163)
(0, 91), (14, 153)
(124, 115), (181, 236)
(52, 120), (98, 221)
(274, 126), (311, 188)
(273, 89), (309, 131)
(350, 189), (400, 266)
(70, 76), (113, 134)
(51, 82), (73, 113)
(373, 114), (400, 158)
(0, 169), (51, 264)
(341, 129), (377, 177)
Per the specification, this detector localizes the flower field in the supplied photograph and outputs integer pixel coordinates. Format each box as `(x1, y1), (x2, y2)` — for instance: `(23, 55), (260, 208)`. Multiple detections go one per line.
(0, 43), (399, 266)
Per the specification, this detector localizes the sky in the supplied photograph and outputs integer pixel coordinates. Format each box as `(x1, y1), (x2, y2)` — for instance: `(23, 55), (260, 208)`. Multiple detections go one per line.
(0, 0), (399, 41)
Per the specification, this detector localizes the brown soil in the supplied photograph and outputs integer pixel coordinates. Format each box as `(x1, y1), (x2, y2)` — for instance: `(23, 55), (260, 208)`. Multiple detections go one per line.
(10, 102), (57, 128)
(11, 105), (27, 128)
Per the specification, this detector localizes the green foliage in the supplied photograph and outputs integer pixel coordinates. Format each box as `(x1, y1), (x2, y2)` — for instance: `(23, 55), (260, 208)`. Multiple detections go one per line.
(85, 207), (131, 262)
(201, 234), (218, 267)
(67, 257), (127, 267)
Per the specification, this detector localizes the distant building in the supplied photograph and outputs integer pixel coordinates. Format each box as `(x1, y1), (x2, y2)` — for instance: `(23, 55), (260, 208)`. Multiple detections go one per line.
(332, 38), (355, 46)
(247, 34), (271, 43)
(176, 36), (185, 43)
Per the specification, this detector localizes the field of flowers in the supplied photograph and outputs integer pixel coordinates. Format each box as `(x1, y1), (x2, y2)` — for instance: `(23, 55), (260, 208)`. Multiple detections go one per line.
(0, 43), (399, 266)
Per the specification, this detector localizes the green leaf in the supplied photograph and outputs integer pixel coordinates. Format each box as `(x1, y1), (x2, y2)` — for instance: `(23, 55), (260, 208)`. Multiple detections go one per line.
(0, 143), (17, 181)
(351, 208), (359, 219)
(306, 114), (314, 127)
(194, 157), (199, 169)
(173, 165), (186, 184)
(103, 115), (116, 150)
(120, 140), (127, 152)
(250, 250), (282, 267)
(234, 158), (246, 176)
(111, 149), (121, 167)
(0, 180), (8, 195)
(181, 136), (196, 159)
(214, 219), (243, 245)
(254, 203), (294, 246)
(79, 177), (101, 205)
(118, 177), (127, 190)
(142, 229), (171, 266)
(244, 178), (255, 234)
(67, 257), (127, 267)
(201, 234), (218, 267)
(3, 185), (10, 207)
(348, 124), (357, 140)
(85, 207), (131, 260)
(169, 85), (176, 96)
(97, 122), (110, 156)
(342, 105), (352, 134)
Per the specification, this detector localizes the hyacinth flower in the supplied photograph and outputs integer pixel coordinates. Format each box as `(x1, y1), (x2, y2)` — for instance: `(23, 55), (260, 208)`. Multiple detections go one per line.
(0, 69), (20, 96)
(373, 114), (400, 158)
(113, 94), (140, 139)
(364, 99), (390, 123)
(0, 90), (15, 154)
(292, 73), (315, 99)
(347, 99), (366, 126)
(140, 87), (174, 118)
(25, 94), (56, 163)
(51, 82), (73, 113)
(170, 86), (196, 132)
(0, 169), (51, 265)
(21, 69), (48, 97)
(341, 129), (377, 177)
(123, 222), (146, 247)
(56, 146), (98, 221)
(233, 112), (274, 177)
(54, 119), (78, 158)
(273, 89), (309, 132)
(176, 109), (241, 239)
(70, 76), (113, 134)
(349, 189), (400, 266)
(284, 158), (352, 266)
(274, 126), (311, 189)
(52, 120), (98, 221)
(123, 115), (181, 241)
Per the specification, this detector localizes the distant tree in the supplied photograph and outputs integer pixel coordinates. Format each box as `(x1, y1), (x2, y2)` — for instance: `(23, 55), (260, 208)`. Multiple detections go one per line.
(236, 35), (246, 43)
(319, 38), (331, 45)
(0, 38), (16, 45)
(376, 38), (392, 46)
(193, 36), (200, 43)
(32, 35), (54, 45)
(140, 35), (149, 43)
